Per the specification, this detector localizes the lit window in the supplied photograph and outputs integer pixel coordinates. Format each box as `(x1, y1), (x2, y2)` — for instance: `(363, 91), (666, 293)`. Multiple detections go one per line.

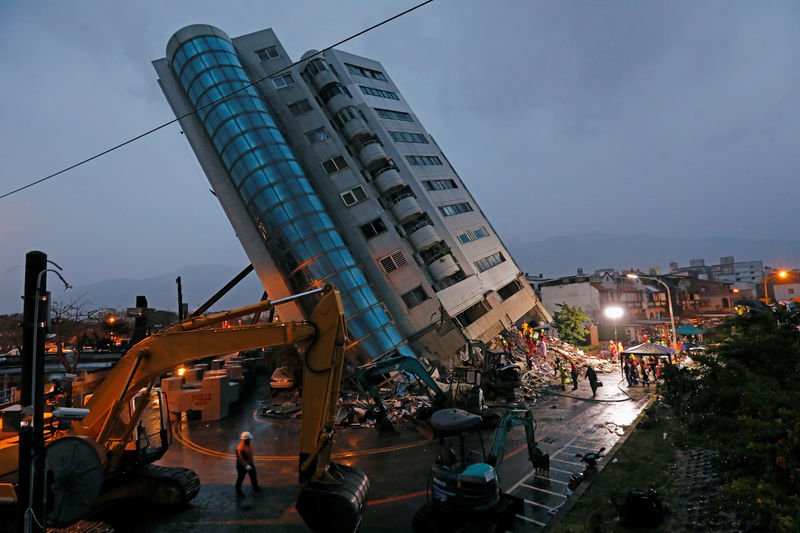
(389, 131), (428, 144)
(360, 86), (399, 100)
(375, 108), (413, 122)
(304, 127), (330, 145)
(474, 252), (505, 273)
(423, 179), (457, 191)
(439, 203), (473, 216)
(402, 286), (430, 309)
(340, 186), (368, 207)
(272, 73), (295, 88)
(255, 46), (279, 62)
(361, 218), (388, 239)
(321, 155), (349, 174)
(288, 99), (313, 116)
(457, 226), (489, 243)
(406, 155), (442, 166)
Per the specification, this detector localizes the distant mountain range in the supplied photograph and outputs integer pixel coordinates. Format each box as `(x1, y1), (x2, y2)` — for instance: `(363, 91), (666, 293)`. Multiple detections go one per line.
(506, 233), (800, 278)
(0, 265), (265, 316)
(2, 234), (798, 315)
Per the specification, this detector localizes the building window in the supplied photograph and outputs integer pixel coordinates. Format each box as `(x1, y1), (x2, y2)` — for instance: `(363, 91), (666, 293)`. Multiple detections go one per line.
(474, 252), (505, 273)
(341, 185), (368, 207)
(375, 108), (414, 122)
(440, 202), (473, 217)
(379, 250), (409, 273)
(454, 300), (491, 327)
(389, 131), (428, 144)
(321, 155), (349, 174)
(288, 99), (313, 116)
(360, 86), (399, 100)
(423, 179), (457, 191)
(402, 286), (430, 309)
(360, 218), (387, 239)
(272, 73), (295, 88)
(304, 58), (329, 76)
(319, 83), (351, 103)
(497, 279), (522, 300)
(305, 127), (330, 145)
(255, 46), (280, 61)
(457, 226), (489, 243)
(406, 155), (442, 166)
(345, 63), (387, 81)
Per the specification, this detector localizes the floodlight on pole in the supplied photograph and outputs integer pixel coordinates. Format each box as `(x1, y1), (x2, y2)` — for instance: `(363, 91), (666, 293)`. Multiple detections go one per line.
(627, 271), (678, 353)
(604, 306), (623, 363)
(762, 270), (788, 305)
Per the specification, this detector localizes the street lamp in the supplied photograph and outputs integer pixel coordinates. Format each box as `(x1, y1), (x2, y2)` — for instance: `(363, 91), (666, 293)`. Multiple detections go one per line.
(762, 270), (788, 304)
(627, 271), (678, 355)
(604, 305), (623, 365)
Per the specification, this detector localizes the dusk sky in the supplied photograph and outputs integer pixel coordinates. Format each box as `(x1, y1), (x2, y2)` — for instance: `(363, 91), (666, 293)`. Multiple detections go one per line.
(2, 1), (799, 296)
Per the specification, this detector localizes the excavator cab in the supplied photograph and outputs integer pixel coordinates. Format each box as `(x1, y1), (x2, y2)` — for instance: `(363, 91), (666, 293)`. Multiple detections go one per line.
(413, 408), (549, 533)
(132, 389), (171, 466)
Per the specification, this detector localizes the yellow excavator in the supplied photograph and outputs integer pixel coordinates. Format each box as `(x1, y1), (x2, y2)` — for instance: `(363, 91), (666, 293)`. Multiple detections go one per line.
(0, 284), (369, 532)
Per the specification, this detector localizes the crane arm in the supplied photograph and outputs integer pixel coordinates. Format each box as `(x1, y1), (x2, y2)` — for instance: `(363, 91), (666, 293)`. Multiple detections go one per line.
(486, 409), (549, 472)
(77, 297), (318, 442)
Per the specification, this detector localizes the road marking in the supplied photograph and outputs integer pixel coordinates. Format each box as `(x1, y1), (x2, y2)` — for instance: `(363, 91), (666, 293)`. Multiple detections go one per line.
(547, 466), (574, 474)
(172, 421), (434, 461)
(522, 485), (568, 498)
(522, 497), (556, 510)
(516, 514), (546, 526)
(550, 457), (583, 466)
(531, 476), (568, 485)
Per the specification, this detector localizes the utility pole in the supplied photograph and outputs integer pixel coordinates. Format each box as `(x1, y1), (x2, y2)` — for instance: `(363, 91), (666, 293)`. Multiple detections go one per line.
(19, 251), (47, 533)
(176, 276), (184, 321)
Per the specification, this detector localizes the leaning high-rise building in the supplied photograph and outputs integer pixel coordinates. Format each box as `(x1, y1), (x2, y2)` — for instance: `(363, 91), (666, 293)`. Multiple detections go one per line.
(154, 25), (549, 366)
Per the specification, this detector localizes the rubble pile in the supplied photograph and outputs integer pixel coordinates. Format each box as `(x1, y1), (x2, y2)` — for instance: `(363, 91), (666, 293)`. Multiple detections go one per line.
(258, 329), (622, 427)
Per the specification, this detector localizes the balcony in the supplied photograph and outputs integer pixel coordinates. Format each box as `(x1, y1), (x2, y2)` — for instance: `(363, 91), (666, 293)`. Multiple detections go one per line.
(342, 117), (370, 141)
(427, 254), (459, 281)
(390, 195), (423, 222)
(407, 223), (441, 251)
(310, 68), (338, 92)
(373, 167), (405, 193)
(326, 92), (351, 116)
(358, 141), (388, 168)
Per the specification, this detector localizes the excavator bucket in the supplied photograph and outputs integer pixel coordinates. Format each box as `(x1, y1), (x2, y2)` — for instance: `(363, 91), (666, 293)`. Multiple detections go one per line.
(531, 447), (550, 474)
(296, 463), (370, 533)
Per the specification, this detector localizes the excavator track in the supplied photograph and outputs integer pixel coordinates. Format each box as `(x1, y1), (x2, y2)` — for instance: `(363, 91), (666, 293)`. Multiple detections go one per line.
(135, 464), (201, 506)
(48, 520), (116, 533)
(95, 465), (200, 511)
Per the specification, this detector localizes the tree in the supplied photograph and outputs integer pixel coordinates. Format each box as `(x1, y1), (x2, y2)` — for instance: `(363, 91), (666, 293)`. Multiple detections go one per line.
(0, 314), (23, 354)
(49, 295), (100, 374)
(661, 306), (800, 531)
(552, 303), (590, 345)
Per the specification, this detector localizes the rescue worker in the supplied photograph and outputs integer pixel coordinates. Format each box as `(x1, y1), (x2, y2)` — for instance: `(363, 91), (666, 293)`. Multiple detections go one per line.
(585, 365), (599, 397)
(570, 362), (579, 391)
(236, 431), (260, 496)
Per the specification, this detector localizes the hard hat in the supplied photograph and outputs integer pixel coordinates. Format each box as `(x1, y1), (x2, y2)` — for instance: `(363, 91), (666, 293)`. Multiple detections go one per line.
(241, 431), (253, 440)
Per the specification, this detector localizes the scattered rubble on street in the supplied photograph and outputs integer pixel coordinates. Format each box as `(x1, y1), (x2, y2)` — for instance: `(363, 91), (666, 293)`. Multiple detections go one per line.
(258, 330), (621, 428)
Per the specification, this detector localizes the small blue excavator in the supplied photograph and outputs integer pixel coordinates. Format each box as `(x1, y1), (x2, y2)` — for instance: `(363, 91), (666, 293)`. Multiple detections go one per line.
(412, 408), (550, 532)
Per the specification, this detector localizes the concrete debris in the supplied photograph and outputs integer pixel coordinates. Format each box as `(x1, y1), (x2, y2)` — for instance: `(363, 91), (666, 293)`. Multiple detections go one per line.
(257, 331), (620, 427)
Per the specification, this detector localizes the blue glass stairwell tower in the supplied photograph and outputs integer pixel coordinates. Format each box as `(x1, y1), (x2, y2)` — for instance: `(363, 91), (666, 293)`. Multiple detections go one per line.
(164, 25), (413, 361)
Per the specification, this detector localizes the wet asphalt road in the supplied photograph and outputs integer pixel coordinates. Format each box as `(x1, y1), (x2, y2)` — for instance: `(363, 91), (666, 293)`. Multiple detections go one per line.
(103, 373), (653, 532)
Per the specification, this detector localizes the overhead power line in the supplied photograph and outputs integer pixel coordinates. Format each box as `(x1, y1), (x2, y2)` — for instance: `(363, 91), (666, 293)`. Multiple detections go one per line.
(0, 0), (434, 201)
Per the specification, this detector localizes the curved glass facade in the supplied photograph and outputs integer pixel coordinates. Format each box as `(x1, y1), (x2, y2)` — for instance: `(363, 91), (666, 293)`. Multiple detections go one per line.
(168, 29), (413, 360)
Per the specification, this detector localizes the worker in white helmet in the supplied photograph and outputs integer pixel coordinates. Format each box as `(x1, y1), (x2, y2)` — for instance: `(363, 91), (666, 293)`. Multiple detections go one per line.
(236, 431), (260, 496)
